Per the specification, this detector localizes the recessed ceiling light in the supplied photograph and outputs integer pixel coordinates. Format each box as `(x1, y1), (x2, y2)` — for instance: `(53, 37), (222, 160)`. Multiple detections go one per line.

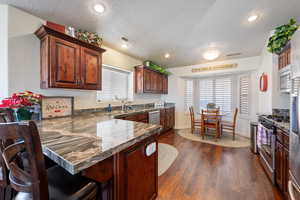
(121, 43), (128, 49)
(248, 15), (258, 22)
(164, 53), (170, 59)
(94, 4), (105, 14)
(203, 50), (220, 60)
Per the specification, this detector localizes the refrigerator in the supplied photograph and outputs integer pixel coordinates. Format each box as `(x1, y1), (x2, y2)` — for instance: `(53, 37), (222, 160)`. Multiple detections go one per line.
(289, 29), (300, 200)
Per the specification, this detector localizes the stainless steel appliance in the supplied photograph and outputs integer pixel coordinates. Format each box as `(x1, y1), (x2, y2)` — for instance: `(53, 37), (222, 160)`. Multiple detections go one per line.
(250, 122), (258, 154)
(148, 110), (160, 125)
(279, 66), (292, 93)
(258, 117), (276, 183)
(289, 29), (300, 200)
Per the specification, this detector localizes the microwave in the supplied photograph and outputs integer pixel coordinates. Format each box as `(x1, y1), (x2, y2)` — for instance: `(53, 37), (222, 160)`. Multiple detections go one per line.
(279, 66), (291, 93)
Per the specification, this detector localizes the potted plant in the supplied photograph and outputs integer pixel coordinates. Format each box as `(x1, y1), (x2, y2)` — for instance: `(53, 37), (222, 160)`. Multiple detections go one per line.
(267, 18), (300, 54)
(0, 91), (42, 121)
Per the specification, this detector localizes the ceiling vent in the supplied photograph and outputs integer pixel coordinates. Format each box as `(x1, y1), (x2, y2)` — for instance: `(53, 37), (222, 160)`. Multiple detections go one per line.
(226, 53), (242, 57)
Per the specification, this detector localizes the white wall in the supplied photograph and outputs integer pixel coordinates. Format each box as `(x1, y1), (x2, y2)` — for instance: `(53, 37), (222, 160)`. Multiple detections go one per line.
(257, 31), (290, 114)
(5, 6), (162, 110)
(0, 5), (9, 100)
(163, 57), (261, 137)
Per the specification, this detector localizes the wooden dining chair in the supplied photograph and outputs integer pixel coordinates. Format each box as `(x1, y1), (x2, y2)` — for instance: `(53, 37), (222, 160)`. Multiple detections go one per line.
(201, 109), (220, 141)
(0, 108), (16, 200)
(0, 121), (99, 200)
(221, 108), (238, 140)
(189, 106), (201, 134)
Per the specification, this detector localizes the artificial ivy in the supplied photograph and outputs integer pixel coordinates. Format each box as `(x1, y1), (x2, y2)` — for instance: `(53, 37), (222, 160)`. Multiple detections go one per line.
(267, 18), (300, 54)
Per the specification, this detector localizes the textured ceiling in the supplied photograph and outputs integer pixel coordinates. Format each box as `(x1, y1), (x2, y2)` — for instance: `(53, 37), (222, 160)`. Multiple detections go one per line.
(1, 0), (300, 67)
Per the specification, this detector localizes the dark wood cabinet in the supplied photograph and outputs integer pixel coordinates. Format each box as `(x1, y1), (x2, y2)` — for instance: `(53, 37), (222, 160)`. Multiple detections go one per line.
(135, 66), (168, 94)
(35, 25), (105, 90)
(275, 128), (289, 200)
(278, 43), (291, 70)
(81, 47), (102, 90)
(117, 136), (158, 200)
(160, 107), (175, 131)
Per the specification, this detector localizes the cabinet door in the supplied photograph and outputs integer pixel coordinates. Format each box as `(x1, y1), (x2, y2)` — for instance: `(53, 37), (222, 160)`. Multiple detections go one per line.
(157, 74), (163, 93)
(50, 37), (80, 88)
(160, 109), (166, 130)
(151, 72), (158, 92)
(123, 141), (157, 200)
(81, 47), (102, 90)
(283, 148), (289, 199)
(162, 75), (168, 94)
(275, 141), (284, 191)
(144, 69), (152, 92)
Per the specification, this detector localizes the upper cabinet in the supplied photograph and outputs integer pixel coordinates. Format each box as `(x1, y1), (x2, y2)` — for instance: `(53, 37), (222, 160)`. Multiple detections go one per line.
(278, 43), (291, 70)
(135, 66), (168, 94)
(35, 25), (105, 90)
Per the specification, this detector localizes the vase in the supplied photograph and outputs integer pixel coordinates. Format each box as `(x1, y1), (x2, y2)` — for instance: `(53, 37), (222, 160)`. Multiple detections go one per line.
(15, 107), (33, 121)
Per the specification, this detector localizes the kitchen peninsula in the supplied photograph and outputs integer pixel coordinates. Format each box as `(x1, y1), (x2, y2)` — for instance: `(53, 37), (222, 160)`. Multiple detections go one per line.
(36, 103), (175, 200)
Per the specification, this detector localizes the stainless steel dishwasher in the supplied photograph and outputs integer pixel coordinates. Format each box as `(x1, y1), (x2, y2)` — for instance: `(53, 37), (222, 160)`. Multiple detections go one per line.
(148, 110), (160, 125)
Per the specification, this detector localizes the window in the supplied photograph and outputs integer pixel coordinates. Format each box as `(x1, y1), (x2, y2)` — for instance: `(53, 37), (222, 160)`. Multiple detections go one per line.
(239, 75), (250, 115)
(199, 77), (232, 113)
(97, 66), (130, 101)
(184, 80), (194, 112)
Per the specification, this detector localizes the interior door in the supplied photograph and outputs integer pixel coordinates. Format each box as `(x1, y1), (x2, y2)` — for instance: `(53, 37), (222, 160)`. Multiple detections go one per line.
(50, 36), (80, 88)
(81, 47), (102, 90)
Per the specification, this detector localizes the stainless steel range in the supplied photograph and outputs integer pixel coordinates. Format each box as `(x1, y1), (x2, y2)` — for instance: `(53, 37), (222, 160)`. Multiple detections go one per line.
(258, 116), (276, 183)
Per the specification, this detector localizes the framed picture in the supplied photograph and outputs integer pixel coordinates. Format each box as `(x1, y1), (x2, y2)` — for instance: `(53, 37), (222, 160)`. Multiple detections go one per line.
(41, 96), (74, 119)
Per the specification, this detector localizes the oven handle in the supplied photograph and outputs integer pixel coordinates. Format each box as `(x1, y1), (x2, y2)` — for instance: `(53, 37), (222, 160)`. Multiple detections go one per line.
(289, 180), (300, 200)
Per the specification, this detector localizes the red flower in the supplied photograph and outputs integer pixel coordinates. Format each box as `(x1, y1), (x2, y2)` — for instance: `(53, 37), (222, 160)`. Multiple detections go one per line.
(0, 91), (42, 109)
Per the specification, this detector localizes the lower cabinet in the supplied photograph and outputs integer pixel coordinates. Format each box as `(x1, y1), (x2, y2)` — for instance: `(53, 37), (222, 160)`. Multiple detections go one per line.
(117, 136), (158, 200)
(275, 133), (289, 199)
(116, 107), (175, 133)
(162, 107), (175, 131)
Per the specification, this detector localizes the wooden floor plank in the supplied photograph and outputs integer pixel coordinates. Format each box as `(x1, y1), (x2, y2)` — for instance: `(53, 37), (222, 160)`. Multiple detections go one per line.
(157, 130), (283, 200)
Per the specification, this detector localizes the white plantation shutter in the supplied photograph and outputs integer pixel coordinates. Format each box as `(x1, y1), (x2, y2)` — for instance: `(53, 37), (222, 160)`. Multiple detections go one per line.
(97, 67), (129, 101)
(199, 77), (232, 113)
(184, 80), (194, 112)
(239, 75), (250, 115)
(215, 78), (232, 113)
(199, 79), (214, 110)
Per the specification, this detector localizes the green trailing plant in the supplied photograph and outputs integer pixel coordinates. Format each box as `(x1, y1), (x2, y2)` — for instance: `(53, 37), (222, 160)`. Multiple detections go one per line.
(75, 29), (103, 47)
(267, 18), (300, 54)
(143, 60), (171, 75)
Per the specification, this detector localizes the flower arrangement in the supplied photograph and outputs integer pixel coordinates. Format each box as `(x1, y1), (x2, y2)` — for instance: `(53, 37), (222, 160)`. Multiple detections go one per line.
(0, 91), (42, 121)
(75, 29), (103, 47)
(267, 18), (300, 54)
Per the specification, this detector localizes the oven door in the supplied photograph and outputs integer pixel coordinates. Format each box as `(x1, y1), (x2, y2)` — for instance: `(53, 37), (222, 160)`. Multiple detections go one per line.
(258, 123), (276, 182)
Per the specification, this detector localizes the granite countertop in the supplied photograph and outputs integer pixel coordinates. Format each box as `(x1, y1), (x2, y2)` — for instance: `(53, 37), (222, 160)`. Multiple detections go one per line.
(36, 113), (162, 175)
(260, 115), (290, 133)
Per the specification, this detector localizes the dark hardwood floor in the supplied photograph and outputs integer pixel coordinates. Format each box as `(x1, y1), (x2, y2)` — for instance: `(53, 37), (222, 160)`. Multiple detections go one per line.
(157, 130), (284, 200)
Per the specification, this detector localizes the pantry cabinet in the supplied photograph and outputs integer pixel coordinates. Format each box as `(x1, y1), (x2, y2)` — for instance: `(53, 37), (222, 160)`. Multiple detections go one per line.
(35, 25), (105, 90)
(135, 66), (168, 94)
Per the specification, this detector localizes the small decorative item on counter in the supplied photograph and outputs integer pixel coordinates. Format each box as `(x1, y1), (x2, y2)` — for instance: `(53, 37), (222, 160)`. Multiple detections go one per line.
(41, 96), (74, 119)
(0, 91), (42, 121)
(75, 29), (103, 47)
(66, 26), (76, 37)
(46, 21), (66, 34)
(107, 104), (112, 112)
(267, 18), (300, 54)
(143, 60), (171, 75)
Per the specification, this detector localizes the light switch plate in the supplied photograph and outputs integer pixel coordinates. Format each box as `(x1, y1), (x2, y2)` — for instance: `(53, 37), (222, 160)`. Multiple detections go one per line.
(145, 142), (156, 156)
